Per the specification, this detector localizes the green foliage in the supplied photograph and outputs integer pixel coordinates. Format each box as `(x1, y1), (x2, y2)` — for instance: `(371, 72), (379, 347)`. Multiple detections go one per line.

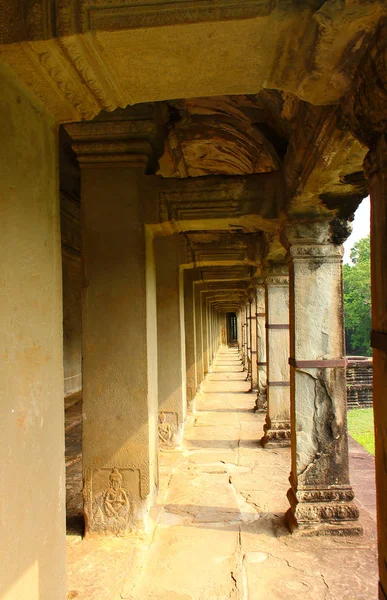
(343, 235), (371, 356)
(347, 408), (375, 455)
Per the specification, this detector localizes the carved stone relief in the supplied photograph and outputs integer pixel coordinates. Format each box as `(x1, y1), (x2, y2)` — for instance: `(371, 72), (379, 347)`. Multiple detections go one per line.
(158, 411), (177, 447)
(89, 467), (138, 535)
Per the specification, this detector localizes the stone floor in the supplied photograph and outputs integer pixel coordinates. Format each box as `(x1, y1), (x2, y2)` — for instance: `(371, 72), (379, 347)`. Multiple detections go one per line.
(66, 347), (378, 600)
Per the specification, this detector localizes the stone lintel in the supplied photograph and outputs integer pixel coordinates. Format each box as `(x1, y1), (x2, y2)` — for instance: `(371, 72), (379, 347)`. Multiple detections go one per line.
(158, 172), (281, 234)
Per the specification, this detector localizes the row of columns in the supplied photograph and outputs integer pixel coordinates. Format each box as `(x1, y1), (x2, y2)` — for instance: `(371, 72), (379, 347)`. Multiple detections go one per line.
(237, 226), (360, 534)
(2, 87), (386, 598)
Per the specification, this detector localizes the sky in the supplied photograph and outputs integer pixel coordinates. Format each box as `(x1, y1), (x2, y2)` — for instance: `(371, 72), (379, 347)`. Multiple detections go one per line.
(342, 196), (370, 264)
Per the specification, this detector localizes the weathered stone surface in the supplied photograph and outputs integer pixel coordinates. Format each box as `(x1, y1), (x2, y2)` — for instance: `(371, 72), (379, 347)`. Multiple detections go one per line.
(260, 268), (290, 448)
(284, 222), (360, 535)
(1, 2), (385, 122)
(364, 134), (387, 600)
(66, 347), (378, 599)
(66, 118), (162, 535)
(0, 60), (66, 600)
(156, 235), (188, 441)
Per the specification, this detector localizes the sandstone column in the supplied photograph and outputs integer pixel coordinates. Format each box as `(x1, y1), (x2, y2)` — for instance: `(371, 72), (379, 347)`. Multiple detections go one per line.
(284, 222), (361, 535)
(184, 269), (200, 409)
(0, 62), (66, 600)
(201, 291), (212, 375)
(241, 306), (248, 368)
(237, 309), (243, 355)
(250, 290), (258, 391)
(261, 268), (291, 447)
(246, 302), (252, 382)
(155, 235), (187, 446)
(65, 113), (163, 534)
(194, 282), (205, 390)
(365, 136), (387, 595)
(255, 281), (267, 411)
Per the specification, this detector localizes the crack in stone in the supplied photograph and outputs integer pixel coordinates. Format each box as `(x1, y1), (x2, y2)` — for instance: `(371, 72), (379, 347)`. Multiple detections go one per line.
(320, 571), (330, 600)
(297, 369), (331, 479)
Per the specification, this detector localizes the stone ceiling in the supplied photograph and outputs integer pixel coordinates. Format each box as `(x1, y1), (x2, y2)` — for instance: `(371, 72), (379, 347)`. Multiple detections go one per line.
(158, 91), (298, 178)
(49, 3), (386, 311)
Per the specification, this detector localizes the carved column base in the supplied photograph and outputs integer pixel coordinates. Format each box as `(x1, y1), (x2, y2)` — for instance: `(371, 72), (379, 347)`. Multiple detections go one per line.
(254, 388), (267, 412)
(260, 419), (290, 448)
(286, 474), (363, 536)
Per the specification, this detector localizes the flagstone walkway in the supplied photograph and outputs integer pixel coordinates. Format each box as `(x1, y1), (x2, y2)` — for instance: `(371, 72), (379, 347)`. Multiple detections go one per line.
(67, 346), (378, 600)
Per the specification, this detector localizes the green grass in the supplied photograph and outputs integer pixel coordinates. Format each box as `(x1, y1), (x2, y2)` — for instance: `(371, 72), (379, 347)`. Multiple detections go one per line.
(347, 408), (375, 455)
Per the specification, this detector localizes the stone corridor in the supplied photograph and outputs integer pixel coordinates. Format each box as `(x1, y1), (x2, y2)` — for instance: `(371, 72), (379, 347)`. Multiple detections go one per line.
(67, 347), (378, 600)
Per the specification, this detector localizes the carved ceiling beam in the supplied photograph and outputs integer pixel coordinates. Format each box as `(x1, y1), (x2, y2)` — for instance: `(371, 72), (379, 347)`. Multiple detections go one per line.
(341, 19), (387, 150)
(198, 265), (254, 282)
(157, 172), (282, 235)
(283, 104), (368, 221)
(1, 1), (385, 122)
(186, 232), (263, 267)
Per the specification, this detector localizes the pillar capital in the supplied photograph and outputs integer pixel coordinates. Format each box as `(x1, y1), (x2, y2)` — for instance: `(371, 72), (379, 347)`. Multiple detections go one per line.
(283, 218), (352, 251)
(264, 263), (289, 286)
(64, 106), (165, 170)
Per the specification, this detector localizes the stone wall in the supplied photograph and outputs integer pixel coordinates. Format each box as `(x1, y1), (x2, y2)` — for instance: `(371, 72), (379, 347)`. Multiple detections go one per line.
(347, 357), (373, 409)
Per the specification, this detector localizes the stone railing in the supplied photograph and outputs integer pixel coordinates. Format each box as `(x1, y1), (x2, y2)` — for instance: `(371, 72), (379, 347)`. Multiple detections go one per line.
(346, 356), (373, 409)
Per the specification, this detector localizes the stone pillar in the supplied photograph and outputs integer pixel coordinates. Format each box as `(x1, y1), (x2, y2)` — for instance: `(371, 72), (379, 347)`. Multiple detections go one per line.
(61, 194), (82, 398)
(194, 283), (204, 390)
(201, 291), (211, 375)
(250, 291), (258, 391)
(155, 235), (187, 446)
(261, 268), (291, 448)
(255, 282), (267, 411)
(365, 136), (387, 594)
(242, 306), (248, 368)
(184, 269), (199, 409)
(0, 62), (66, 600)
(237, 309), (243, 355)
(208, 300), (213, 367)
(65, 115), (162, 535)
(284, 222), (361, 535)
(246, 302), (252, 381)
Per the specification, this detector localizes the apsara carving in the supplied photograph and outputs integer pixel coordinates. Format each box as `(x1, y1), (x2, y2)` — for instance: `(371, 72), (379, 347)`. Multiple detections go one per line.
(92, 468), (135, 535)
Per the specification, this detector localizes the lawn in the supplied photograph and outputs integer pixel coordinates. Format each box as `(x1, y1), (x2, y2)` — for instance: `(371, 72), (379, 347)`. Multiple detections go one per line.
(347, 407), (375, 455)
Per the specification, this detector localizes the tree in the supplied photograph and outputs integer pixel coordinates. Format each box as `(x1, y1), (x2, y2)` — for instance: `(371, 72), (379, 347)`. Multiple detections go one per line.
(343, 235), (371, 356)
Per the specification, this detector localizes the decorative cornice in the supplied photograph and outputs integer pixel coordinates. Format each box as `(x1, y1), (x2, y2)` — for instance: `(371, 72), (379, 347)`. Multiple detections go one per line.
(288, 244), (343, 261)
(80, 0), (273, 34)
(64, 115), (164, 169)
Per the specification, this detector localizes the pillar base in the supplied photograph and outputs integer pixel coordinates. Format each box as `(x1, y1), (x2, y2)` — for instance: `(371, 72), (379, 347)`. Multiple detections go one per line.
(260, 419), (290, 448)
(286, 476), (362, 536)
(254, 388), (267, 412)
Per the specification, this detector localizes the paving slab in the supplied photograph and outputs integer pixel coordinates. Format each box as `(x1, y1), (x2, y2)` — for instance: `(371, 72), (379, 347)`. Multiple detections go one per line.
(66, 346), (378, 600)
